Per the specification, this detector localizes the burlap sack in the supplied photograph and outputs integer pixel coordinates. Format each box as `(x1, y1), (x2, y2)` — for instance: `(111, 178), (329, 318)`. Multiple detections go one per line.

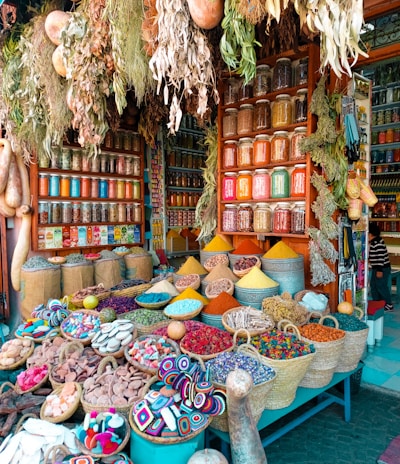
(61, 262), (94, 296)
(94, 258), (125, 289)
(124, 253), (153, 282)
(20, 266), (61, 320)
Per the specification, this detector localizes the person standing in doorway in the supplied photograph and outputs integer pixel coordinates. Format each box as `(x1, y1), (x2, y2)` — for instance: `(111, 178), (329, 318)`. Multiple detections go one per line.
(369, 223), (393, 312)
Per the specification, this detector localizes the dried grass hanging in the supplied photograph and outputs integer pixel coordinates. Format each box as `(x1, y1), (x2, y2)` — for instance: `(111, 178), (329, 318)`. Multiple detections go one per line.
(236, 0), (267, 25)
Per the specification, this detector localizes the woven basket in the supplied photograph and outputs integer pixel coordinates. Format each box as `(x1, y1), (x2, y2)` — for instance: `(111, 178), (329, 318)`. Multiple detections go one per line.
(203, 254), (229, 273)
(136, 320), (170, 337)
(180, 341), (234, 362)
(164, 300), (204, 321)
(335, 326), (369, 373)
(205, 278), (234, 300)
(135, 295), (172, 309)
(294, 289), (331, 315)
(14, 364), (50, 395)
(111, 283), (153, 298)
(232, 255), (262, 278)
(43, 444), (72, 464)
(76, 414), (130, 458)
(299, 315), (346, 388)
(0, 339), (35, 371)
(71, 290), (111, 308)
(175, 274), (201, 293)
(124, 334), (181, 375)
(93, 326), (137, 359)
(49, 341), (85, 389)
(40, 382), (82, 423)
(255, 324), (316, 409)
(60, 310), (101, 346)
(222, 306), (275, 337)
(14, 327), (60, 344)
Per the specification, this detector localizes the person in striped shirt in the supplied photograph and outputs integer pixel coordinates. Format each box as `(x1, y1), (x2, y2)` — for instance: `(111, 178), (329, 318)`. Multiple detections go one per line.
(369, 223), (393, 312)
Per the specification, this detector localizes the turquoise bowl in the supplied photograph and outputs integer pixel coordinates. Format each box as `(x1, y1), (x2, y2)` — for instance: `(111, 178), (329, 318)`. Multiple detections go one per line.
(201, 312), (224, 330)
(234, 284), (280, 310)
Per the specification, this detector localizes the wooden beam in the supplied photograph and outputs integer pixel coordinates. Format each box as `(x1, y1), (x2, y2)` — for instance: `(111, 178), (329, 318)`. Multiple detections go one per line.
(363, 0), (400, 20)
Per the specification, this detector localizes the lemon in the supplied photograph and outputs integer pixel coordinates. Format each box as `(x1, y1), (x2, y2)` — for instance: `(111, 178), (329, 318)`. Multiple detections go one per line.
(83, 295), (99, 309)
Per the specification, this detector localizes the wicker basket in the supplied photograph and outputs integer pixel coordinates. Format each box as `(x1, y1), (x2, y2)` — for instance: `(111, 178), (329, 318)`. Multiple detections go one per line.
(14, 327), (60, 344)
(180, 326), (234, 361)
(14, 364), (50, 395)
(71, 290), (111, 308)
(0, 339), (34, 371)
(294, 289), (331, 315)
(203, 254), (229, 273)
(175, 274), (201, 293)
(299, 315), (346, 388)
(135, 295), (172, 309)
(164, 300), (204, 321)
(60, 310), (101, 345)
(76, 414), (130, 458)
(135, 320), (171, 337)
(40, 382), (82, 423)
(232, 255), (262, 278)
(111, 283), (153, 298)
(124, 334), (181, 375)
(49, 341), (85, 389)
(93, 326), (137, 359)
(222, 306), (275, 337)
(43, 444), (72, 464)
(204, 278), (234, 300)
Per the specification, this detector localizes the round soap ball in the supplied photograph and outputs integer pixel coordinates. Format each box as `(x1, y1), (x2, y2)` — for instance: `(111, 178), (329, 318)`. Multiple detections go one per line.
(167, 321), (186, 340)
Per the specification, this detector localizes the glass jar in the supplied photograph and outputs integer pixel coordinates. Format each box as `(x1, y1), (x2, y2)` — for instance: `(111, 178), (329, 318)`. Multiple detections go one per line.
(223, 108), (238, 137)
(132, 132), (141, 152)
(117, 155), (125, 175)
(38, 201), (49, 224)
(60, 175), (70, 198)
(254, 64), (271, 96)
(61, 201), (72, 224)
(51, 202), (61, 224)
(51, 147), (61, 169)
(253, 134), (271, 166)
(224, 78), (239, 105)
(222, 204), (238, 232)
(386, 129), (394, 143)
(38, 151), (50, 168)
(272, 94), (293, 128)
(125, 181), (133, 199)
(271, 166), (289, 198)
(237, 137), (253, 167)
(272, 58), (292, 91)
(291, 201), (306, 234)
(49, 174), (60, 197)
(134, 203), (142, 223)
(81, 155), (91, 172)
(117, 179), (125, 199)
(92, 202), (101, 222)
(295, 57), (308, 85)
(98, 178), (108, 198)
(117, 203), (126, 223)
(91, 178), (99, 198)
(82, 202), (91, 223)
(70, 150), (81, 171)
(108, 178), (117, 199)
(253, 203), (272, 233)
(126, 204), (134, 222)
(252, 169), (270, 200)
(271, 131), (290, 163)
(291, 164), (307, 197)
(273, 202), (291, 233)
(237, 104), (254, 135)
(61, 148), (71, 170)
(100, 154), (109, 173)
(223, 140), (238, 169)
(72, 202), (81, 223)
(295, 89), (308, 123)
(39, 174), (49, 196)
(378, 130), (386, 144)
(254, 99), (271, 130)
(81, 176), (91, 198)
(133, 156), (141, 176)
(109, 155), (116, 174)
(91, 156), (100, 173)
(290, 127), (307, 161)
(133, 180), (141, 199)
(109, 203), (118, 222)
(236, 170), (253, 201)
(237, 203), (253, 232)
(70, 175), (81, 198)
(238, 78), (253, 101)
(100, 202), (109, 222)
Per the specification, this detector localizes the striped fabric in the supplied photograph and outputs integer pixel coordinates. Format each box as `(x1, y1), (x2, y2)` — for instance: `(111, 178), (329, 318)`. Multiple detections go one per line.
(369, 237), (391, 272)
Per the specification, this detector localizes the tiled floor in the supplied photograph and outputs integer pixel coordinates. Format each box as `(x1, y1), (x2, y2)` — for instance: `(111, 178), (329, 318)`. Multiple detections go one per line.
(362, 296), (400, 392)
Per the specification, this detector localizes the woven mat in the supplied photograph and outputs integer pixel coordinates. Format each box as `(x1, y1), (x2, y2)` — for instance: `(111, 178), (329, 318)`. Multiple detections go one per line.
(378, 436), (400, 464)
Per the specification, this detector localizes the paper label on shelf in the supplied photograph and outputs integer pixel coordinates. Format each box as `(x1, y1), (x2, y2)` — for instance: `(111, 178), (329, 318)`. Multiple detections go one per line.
(100, 226), (108, 245)
(70, 226), (79, 247)
(92, 226), (102, 246)
(87, 226), (93, 246)
(54, 227), (63, 248)
(127, 225), (135, 243)
(78, 226), (87, 246)
(38, 228), (46, 250)
(107, 225), (115, 244)
(62, 226), (71, 247)
(134, 225), (141, 243)
(45, 228), (55, 249)
(121, 225), (128, 243)
(114, 225), (122, 243)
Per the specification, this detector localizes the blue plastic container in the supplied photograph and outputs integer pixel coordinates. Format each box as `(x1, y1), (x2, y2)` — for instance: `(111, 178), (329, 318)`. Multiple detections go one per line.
(261, 254), (305, 297)
(130, 429), (205, 464)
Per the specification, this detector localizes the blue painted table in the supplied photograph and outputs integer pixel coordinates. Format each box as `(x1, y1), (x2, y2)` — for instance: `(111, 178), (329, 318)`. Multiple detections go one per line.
(206, 364), (362, 460)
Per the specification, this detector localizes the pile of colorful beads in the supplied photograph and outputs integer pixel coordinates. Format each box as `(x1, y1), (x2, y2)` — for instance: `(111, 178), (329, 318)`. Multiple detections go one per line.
(239, 329), (315, 359)
(180, 326), (233, 357)
(206, 351), (275, 386)
(131, 354), (225, 439)
(126, 335), (178, 370)
(61, 311), (101, 341)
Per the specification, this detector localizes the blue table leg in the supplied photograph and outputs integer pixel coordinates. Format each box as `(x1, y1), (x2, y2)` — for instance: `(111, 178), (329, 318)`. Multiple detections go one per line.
(343, 375), (351, 422)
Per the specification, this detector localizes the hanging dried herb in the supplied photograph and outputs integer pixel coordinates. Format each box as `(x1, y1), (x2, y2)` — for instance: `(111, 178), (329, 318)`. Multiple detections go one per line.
(138, 92), (168, 148)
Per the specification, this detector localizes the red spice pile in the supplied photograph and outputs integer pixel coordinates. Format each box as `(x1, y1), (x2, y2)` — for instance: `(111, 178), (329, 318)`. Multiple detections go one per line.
(203, 292), (240, 315)
(232, 239), (264, 255)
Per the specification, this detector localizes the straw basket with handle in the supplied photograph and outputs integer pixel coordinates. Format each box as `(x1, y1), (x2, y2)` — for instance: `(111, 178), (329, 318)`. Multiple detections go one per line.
(203, 253), (229, 273)
(175, 273), (201, 293)
(43, 444), (73, 464)
(111, 282), (153, 298)
(299, 315), (346, 388)
(0, 338), (34, 371)
(232, 255), (262, 278)
(60, 310), (101, 346)
(180, 325), (234, 361)
(205, 278), (234, 299)
(49, 341), (85, 389)
(222, 305), (275, 337)
(40, 382), (82, 423)
(294, 289), (330, 316)
(70, 284), (111, 308)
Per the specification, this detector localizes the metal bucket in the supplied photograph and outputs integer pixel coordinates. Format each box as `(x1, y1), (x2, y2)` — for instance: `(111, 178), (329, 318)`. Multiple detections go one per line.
(261, 254), (305, 297)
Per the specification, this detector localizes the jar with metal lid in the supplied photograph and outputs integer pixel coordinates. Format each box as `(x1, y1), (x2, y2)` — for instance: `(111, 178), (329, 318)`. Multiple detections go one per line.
(125, 180), (133, 199)
(252, 169), (270, 200)
(236, 170), (253, 201)
(126, 155), (136, 173)
(386, 129), (394, 143)
(91, 156), (100, 173)
(117, 203), (126, 222)
(272, 94), (293, 128)
(123, 132), (132, 151)
(98, 178), (108, 199)
(133, 180), (141, 199)
(291, 164), (307, 197)
(291, 201), (306, 234)
(224, 78), (239, 105)
(254, 64), (271, 96)
(51, 147), (61, 169)
(132, 132), (141, 152)
(91, 178), (99, 198)
(38, 151), (50, 169)
(273, 202), (291, 233)
(223, 108), (238, 137)
(100, 202), (109, 222)
(61, 202), (72, 224)
(271, 166), (289, 198)
(133, 156), (141, 176)
(134, 203), (142, 223)
(254, 99), (271, 130)
(294, 89), (308, 123)
(49, 174), (60, 197)
(237, 203), (253, 232)
(81, 176), (91, 198)
(61, 148), (71, 170)
(51, 202), (61, 224)
(109, 203), (118, 222)
(82, 202), (92, 223)
(108, 178), (117, 199)
(71, 150), (81, 171)
(100, 154), (109, 173)
(290, 127), (307, 161)
(238, 78), (253, 101)
(39, 174), (49, 196)
(378, 130), (386, 144)
(253, 134), (271, 166)
(60, 175), (70, 198)
(271, 131), (290, 163)
(295, 57), (308, 85)
(92, 202), (101, 222)
(72, 202), (81, 223)
(117, 155), (126, 175)
(272, 57), (292, 91)
(38, 201), (49, 224)
(237, 137), (253, 167)
(222, 204), (238, 232)
(126, 204), (134, 222)
(109, 155), (116, 174)
(253, 203), (272, 233)
(81, 155), (91, 172)
(117, 179), (125, 199)
(237, 104), (254, 135)
(223, 140), (238, 169)
(222, 173), (237, 201)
